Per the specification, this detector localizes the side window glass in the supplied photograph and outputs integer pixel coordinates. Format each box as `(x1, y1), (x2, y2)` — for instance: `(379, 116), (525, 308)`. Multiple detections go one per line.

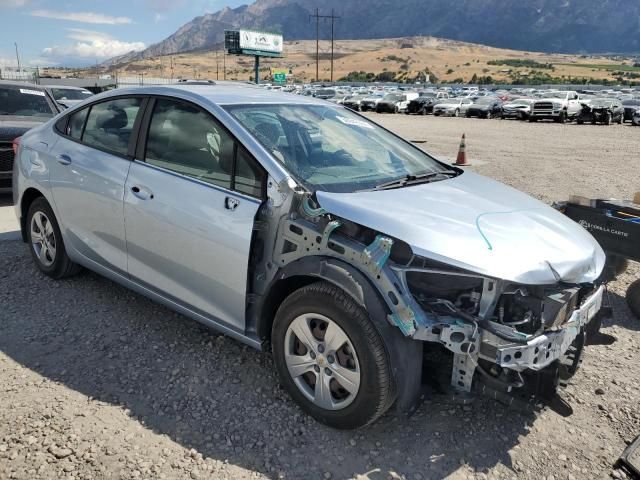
(234, 146), (265, 198)
(145, 99), (233, 190)
(82, 98), (142, 156)
(67, 107), (88, 139)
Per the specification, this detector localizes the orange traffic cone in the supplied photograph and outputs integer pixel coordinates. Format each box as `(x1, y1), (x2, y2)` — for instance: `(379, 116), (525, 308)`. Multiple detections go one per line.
(454, 133), (470, 166)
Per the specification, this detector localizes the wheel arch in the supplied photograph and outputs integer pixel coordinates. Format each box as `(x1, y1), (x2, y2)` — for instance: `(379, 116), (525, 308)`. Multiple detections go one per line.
(252, 257), (375, 343)
(19, 187), (46, 242)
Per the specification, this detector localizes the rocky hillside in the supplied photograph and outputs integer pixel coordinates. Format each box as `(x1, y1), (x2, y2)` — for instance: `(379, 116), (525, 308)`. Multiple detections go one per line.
(106, 0), (640, 65)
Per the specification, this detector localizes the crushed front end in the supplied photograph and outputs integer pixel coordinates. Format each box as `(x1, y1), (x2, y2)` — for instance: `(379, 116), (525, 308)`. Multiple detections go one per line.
(269, 191), (606, 406)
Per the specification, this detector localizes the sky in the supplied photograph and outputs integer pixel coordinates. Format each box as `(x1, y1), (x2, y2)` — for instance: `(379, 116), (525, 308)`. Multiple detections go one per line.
(0, 0), (248, 68)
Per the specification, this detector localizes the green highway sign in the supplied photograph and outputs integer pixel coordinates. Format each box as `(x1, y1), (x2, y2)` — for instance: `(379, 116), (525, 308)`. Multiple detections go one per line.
(274, 72), (286, 83)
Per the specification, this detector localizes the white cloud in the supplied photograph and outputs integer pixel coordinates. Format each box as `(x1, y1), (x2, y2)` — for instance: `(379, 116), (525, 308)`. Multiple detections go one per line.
(28, 57), (59, 67)
(0, 56), (18, 68)
(42, 29), (145, 60)
(30, 9), (132, 25)
(0, 0), (31, 8)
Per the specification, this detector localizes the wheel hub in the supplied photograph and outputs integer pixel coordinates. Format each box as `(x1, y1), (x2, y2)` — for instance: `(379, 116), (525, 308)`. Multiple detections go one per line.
(284, 313), (361, 410)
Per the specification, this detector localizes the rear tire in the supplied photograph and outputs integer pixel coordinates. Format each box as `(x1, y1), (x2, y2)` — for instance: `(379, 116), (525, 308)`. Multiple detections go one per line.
(26, 197), (81, 279)
(272, 281), (394, 429)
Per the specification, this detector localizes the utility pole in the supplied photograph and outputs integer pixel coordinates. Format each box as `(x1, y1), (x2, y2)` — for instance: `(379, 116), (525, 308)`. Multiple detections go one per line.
(14, 42), (21, 72)
(308, 9), (340, 83)
(223, 48), (226, 80)
(329, 9), (339, 82)
(310, 8), (319, 82)
(215, 49), (219, 80)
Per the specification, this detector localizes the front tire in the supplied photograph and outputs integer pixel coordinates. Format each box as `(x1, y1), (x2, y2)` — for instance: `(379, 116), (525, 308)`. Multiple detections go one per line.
(26, 197), (80, 279)
(272, 282), (394, 429)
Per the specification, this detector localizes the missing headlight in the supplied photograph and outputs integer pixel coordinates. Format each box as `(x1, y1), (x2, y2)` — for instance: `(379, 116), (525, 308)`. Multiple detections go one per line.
(406, 271), (483, 315)
(494, 285), (581, 335)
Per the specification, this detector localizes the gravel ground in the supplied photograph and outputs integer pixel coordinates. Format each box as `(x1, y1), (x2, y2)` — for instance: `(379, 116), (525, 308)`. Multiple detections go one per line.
(1, 115), (639, 480)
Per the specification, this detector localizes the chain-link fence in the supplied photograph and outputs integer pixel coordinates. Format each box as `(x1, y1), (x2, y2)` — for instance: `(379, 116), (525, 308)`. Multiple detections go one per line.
(0, 67), (39, 84)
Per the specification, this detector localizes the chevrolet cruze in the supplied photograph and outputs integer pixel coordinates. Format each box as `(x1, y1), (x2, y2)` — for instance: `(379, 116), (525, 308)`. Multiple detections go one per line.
(13, 83), (605, 429)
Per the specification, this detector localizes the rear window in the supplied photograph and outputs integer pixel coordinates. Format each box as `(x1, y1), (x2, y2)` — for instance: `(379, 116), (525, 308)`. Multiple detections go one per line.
(0, 85), (56, 118)
(82, 98), (142, 156)
(50, 88), (93, 101)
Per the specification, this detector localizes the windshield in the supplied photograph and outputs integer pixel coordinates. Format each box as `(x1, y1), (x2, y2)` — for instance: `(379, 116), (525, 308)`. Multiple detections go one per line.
(225, 104), (452, 193)
(419, 92), (436, 98)
(474, 97), (495, 105)
(542, 92), (566, 99)
(382, 94), (402, 102)
(51, 88), (93, 101)
(622, 99), (640, 106)
(0, 85), (56, 117)
(589, 99), (614, 107)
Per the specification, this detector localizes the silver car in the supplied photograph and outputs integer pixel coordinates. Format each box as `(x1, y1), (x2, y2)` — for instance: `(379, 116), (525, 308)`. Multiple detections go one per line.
(13, 84), (606, 429)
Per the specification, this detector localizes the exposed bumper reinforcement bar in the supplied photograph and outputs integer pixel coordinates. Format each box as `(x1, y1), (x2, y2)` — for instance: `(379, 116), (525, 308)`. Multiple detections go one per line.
(493, 285), (604, 371)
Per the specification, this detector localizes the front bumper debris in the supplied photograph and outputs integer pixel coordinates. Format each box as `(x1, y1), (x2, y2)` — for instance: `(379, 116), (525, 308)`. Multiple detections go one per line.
(492, 285), (603, 371)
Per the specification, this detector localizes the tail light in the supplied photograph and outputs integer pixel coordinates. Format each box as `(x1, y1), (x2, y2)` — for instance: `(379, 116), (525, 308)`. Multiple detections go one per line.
(12, 136), (21, 155)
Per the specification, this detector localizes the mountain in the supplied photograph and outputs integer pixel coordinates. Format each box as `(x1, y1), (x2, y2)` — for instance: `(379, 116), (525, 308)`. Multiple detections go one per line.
(106, 0), (640, 65)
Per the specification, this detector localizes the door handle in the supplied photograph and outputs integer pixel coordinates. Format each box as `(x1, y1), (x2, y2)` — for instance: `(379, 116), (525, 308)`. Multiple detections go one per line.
(57, 154), (72, 165)
(225, 197), (240, 211)
(131, 185), (154, 200)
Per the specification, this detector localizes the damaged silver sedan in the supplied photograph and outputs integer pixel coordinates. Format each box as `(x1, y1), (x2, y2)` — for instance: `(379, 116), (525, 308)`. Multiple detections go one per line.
(13, 84), (606, 429)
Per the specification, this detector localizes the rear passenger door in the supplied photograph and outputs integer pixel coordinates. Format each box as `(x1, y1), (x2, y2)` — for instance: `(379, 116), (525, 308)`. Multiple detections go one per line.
(123, 97), (265, 332)
(49, 96), (144, 274)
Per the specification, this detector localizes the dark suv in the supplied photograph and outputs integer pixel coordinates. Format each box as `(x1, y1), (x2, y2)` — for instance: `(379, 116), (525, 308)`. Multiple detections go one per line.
(0, 81), (59, 193)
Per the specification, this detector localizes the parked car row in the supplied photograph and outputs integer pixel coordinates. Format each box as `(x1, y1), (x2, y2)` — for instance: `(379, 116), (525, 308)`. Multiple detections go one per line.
(274, 82), (640, 126)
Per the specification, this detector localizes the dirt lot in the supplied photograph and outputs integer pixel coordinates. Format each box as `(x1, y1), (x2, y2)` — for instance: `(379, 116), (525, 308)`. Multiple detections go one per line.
(1, 116), (639, 480)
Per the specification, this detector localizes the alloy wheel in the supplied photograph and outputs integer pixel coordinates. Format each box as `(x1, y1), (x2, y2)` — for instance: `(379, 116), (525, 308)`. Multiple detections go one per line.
(284, 313), (361, 410)
(30, 211), (57, 267)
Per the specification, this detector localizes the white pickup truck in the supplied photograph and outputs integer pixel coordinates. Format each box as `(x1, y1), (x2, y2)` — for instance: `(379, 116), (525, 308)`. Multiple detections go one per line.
(530, 91), (582, 123)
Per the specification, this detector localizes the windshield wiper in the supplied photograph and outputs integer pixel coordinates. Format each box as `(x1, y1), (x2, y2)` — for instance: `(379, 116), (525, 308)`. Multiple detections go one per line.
(372, 171), (459, 191)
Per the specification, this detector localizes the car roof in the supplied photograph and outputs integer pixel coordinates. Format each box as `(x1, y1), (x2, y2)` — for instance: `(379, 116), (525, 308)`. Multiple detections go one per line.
(92, 82), (330, 106)
(43, 84), (90, 91)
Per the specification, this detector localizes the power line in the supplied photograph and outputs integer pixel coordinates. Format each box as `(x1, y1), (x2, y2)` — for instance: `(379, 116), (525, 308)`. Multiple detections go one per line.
(309, 9), (340, 82)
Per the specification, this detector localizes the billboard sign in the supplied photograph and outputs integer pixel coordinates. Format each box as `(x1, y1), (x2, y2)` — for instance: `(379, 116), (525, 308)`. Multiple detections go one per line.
(239, 30), (283, 55)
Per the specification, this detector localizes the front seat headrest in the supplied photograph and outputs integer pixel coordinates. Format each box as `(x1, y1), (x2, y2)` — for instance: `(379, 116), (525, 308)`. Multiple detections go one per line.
(96, 107), (128, 130)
